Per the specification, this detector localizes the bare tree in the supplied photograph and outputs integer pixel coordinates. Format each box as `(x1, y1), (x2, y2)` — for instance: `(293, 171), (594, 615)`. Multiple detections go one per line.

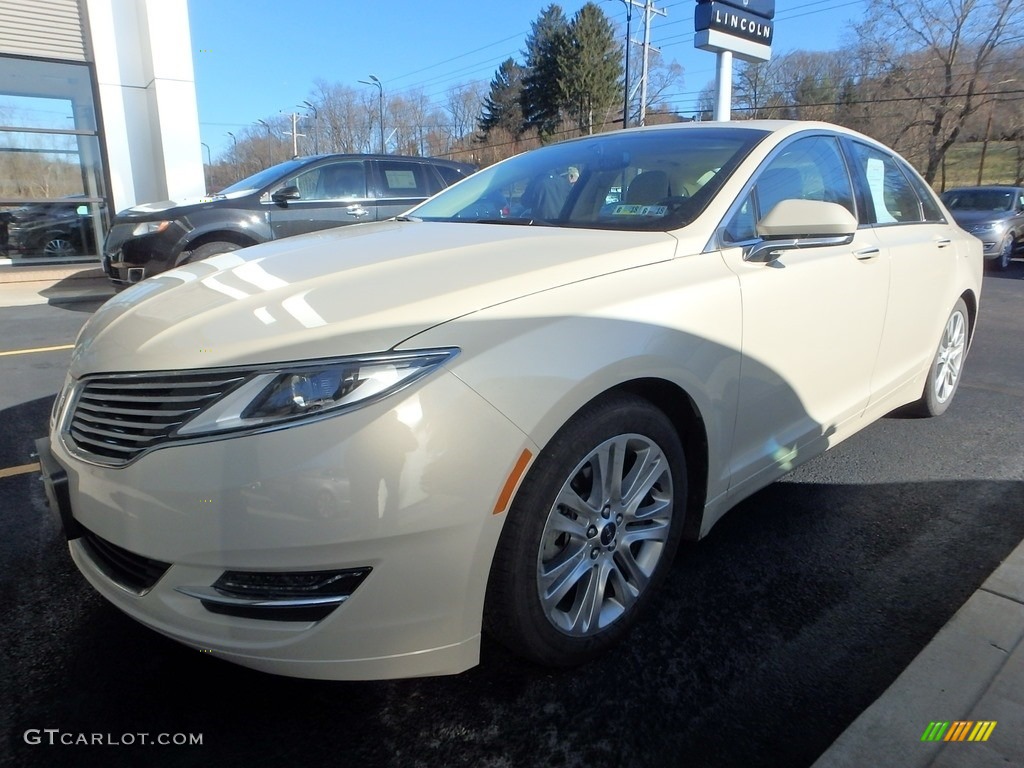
(733, 58), (788, 119)
(857, 0), (1023, 183)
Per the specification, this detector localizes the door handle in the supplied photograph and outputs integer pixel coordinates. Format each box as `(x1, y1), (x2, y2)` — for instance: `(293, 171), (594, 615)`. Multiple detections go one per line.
(346, 205), (370, 218)
(935, 237), (952, 248)
(853, 246), (880, 260)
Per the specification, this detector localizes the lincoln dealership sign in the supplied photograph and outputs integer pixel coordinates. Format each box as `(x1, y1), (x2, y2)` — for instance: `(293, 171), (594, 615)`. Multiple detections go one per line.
(695, 0), (773, 63)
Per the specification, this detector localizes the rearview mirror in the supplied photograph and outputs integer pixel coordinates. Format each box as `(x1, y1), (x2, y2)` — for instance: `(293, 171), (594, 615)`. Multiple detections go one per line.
(747, 199), (858, 263)
(271, 185), (301, 204)
(757, 199), (857, 239)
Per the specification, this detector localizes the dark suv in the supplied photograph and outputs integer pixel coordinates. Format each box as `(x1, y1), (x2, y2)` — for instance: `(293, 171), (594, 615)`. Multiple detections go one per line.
(102, 154), (475, 285)
(2, 197), (100, 259)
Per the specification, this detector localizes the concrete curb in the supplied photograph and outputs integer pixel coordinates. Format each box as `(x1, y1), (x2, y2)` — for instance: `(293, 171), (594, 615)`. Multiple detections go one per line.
(0, 263), (115, 307)
(813, 541), (1024, 768)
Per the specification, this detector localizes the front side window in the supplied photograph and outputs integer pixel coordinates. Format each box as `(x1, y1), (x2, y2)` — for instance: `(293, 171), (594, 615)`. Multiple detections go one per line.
(849, 143), (923, 225)
(283, 161), (367, 201)
(722, 134), (855, 244)
(409, 127), (769, 231)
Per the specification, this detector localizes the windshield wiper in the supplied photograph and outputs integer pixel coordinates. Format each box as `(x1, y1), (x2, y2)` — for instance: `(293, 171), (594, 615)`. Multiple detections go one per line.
(469, 218), (555, 226)
(394, 215), (421, 222)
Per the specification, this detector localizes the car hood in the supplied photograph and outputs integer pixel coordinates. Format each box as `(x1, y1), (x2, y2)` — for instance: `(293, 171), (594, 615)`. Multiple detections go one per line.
(114, 192), (250, 220)
(948, 209), (1013, 228)
(70, 220), (679, 376)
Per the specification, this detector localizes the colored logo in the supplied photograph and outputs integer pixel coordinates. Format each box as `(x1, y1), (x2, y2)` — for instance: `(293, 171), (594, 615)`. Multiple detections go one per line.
(921, 721), (996, 742)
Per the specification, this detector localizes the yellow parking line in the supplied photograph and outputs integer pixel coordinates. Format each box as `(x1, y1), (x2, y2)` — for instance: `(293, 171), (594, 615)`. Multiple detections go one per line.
(0, 462), (41, 479)
(0, 344), (74, 357)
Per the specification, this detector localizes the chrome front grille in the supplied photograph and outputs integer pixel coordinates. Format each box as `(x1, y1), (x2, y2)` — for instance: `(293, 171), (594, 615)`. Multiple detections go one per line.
(66, 371), (247, 465)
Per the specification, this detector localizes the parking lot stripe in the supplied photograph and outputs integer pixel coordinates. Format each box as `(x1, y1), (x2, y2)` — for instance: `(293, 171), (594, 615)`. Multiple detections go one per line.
(0, 462), (40, 479)
(0, 343), (74, 357)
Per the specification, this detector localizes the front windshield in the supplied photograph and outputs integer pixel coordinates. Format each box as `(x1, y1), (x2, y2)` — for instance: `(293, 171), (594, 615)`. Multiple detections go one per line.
(217, 158), (309, 196)
(410, 127), (768, 230)
(941, 189), (1014, 212)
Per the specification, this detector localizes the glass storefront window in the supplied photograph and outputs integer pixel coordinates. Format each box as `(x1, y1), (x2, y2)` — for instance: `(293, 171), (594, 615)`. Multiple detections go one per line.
(0, 57), (106, 261)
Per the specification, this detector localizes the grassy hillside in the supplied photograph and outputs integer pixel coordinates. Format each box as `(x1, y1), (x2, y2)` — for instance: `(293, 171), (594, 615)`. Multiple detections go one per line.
(932, 141), (1022, 191)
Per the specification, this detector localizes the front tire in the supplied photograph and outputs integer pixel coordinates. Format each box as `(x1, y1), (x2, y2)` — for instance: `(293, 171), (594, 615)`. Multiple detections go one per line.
(997, 233), (1013, 270)
(184, 240), (242, 264)
(910, 298), (969, 417)
(485, 393), (686, 666)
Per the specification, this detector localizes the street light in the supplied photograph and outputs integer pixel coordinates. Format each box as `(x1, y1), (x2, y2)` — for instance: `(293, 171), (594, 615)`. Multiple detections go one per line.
(299, 100), (319, 154)
(256, 119), (273, 165)
(359, 74), (385, 154)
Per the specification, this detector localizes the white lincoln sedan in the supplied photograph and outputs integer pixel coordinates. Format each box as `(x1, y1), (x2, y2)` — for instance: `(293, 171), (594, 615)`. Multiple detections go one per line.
(38, 121), (982, 680)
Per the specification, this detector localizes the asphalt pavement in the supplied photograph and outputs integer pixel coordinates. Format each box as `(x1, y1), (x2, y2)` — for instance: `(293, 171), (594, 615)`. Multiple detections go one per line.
(2, 262), (1024, 765)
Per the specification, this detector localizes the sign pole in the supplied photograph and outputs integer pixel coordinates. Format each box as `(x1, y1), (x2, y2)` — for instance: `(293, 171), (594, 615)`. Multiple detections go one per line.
(714, 50), (732, 121)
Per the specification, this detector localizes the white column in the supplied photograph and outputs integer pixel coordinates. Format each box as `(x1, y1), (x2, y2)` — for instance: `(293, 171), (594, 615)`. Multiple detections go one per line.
(714, 50), (732, 122)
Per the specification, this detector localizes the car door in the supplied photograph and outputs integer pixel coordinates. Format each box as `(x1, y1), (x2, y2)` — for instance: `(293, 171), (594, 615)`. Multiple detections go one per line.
(266, 159), (375, 239)
(370, 159), (443, 220)
(717, 134), (890, 495)
(843, 140), (962, 405)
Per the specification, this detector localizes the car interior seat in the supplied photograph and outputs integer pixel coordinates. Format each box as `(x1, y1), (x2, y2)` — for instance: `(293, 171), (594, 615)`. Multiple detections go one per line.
(625, 171), (670, 205)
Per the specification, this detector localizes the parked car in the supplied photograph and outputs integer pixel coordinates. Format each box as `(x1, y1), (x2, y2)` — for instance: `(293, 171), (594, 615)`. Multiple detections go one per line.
(39, 121), (982, 681)
(101, 154), (476, 285)
(2, 197), (99, 258)
(940, 185), (1024, 270)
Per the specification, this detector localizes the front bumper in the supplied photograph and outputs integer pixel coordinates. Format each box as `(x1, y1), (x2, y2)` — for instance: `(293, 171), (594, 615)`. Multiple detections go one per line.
(46, 371), (535, 680)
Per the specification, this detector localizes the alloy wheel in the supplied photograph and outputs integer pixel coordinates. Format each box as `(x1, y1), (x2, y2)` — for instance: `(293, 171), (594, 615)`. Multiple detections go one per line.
(536, 433), (674, 636)
(933, 309), (966, 403)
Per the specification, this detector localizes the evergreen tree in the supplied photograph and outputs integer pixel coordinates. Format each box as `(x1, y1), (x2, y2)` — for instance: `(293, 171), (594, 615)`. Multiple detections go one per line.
(520, 4), (570, 141)
(478, 58), (525, 139)
(559, 3), (623, 135)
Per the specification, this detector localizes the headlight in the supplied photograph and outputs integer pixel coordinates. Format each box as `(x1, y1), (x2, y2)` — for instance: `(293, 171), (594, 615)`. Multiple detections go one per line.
(176, 348), (458, 436)
(131, 220), (172, 236)
(968, 221), (1005, 235)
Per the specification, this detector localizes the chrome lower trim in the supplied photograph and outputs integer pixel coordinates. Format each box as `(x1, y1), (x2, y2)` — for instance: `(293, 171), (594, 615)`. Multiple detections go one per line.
(174, 586), (350, 609)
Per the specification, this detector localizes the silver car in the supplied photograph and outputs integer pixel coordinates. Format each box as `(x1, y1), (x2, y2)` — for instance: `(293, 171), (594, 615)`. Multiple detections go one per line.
(941, 185), (1024, 270)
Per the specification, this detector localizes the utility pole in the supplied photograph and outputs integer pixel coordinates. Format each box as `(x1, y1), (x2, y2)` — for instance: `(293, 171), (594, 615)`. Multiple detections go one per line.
(638, 0), (663, 125)
(288, 112), (304, 158)
(637, 0), (666, 126)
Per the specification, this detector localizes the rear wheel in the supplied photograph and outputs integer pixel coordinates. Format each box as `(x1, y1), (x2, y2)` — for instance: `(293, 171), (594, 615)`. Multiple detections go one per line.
(910, 298), (969, 417)
(485, 393), (686, 666)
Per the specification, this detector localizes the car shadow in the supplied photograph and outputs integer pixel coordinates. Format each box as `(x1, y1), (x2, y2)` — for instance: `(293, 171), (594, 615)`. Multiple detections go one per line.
(984, 257), (1024, 280)
(37, 269), (114, 313)
(3, 379), (1021, 767)
(3, 476), (1020, 768)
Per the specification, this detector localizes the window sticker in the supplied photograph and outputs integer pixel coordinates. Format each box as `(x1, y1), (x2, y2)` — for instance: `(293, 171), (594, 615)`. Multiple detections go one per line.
(612, 204), (668, 216)
(384, 170), (418, 190)
(865, 157), (897, 224)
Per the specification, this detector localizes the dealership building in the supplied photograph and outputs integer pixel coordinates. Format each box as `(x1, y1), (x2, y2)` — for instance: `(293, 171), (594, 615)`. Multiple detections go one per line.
(0, 0), (204, 263)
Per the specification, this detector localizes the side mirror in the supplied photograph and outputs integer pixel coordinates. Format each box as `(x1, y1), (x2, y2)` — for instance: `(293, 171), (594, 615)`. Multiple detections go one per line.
(747, 199), (858, 263)
(271, 185), (301, 204)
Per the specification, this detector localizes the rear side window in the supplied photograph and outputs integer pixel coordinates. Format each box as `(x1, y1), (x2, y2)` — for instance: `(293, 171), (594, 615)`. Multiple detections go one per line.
(377, 161), (432, 199)
(849, 143), (923, 224)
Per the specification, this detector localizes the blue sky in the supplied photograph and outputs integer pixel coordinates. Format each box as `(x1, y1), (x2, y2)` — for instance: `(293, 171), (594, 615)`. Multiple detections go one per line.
(189, 0), (868, 159)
